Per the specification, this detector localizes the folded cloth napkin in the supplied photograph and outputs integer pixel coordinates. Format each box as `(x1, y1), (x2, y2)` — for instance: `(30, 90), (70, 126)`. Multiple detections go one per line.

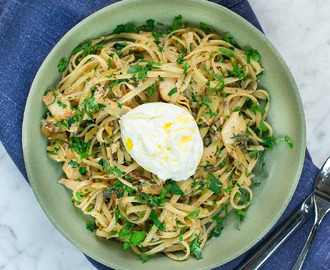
(0, 0), (328, 269)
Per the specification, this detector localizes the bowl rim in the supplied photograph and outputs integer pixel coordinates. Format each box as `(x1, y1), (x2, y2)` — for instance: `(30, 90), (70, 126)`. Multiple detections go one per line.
(22, 0), (306, 268)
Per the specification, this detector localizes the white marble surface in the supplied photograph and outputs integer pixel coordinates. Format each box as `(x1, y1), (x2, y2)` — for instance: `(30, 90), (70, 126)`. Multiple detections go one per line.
(1, 1), (330, 269)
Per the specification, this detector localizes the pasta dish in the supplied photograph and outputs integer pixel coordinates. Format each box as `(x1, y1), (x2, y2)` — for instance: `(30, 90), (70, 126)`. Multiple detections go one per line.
(41, 16), (291, 263)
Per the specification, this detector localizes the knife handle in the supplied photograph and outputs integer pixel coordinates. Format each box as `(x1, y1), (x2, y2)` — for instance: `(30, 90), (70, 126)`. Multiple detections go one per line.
(234, 193), (314, 270)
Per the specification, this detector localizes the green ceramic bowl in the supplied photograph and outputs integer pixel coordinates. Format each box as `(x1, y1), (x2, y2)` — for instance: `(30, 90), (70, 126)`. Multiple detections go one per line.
(22, 0), (306, 269)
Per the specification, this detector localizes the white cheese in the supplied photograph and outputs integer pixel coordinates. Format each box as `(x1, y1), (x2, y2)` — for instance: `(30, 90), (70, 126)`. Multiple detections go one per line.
(120, 102), (203, 181)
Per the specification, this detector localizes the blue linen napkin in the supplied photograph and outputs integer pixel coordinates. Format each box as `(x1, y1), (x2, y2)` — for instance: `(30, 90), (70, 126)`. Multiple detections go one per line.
(0, 0), (328, 269)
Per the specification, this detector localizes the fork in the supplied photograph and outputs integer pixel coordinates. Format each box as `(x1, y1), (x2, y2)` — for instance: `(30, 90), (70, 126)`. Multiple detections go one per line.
(293, 156), (330, 270)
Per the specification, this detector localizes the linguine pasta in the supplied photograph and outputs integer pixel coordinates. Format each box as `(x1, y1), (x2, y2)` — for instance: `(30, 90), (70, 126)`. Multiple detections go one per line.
(41, 17), (279, 262)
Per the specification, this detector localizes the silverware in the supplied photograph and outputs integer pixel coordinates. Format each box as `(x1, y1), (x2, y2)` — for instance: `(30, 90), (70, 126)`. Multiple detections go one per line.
(293, 156), (330, 270)
(236, 156), (330, 270)
(234, 194), (314, 270)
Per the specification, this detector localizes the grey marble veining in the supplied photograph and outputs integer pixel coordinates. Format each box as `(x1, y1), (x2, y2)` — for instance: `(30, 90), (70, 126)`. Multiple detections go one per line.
(249, 0), (330, 167)
(0, 1), (330, 269)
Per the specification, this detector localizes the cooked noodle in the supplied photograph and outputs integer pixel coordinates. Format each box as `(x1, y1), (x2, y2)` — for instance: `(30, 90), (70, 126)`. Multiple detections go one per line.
(41, 18), (272, 262)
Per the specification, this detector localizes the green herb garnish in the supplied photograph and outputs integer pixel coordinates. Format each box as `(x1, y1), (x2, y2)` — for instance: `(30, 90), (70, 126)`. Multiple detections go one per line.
(200, 22), (214, 34)
(244, 47), (261, 63)
(86, 221), (98, 232)
(57, 57), (67, 73)
(168, 87), (178, 96)
(189, 234), (203, 259)
(164, 179), (184, 195)
(140, 253), (149, 264)
(186, 209), (200, 219)
(130, 231), (146, 246)
(150, 209), (165, 231)
(208, 174), (222, 194)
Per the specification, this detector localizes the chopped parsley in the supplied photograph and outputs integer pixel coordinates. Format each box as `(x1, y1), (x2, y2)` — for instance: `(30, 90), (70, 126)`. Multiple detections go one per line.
(223, 32), (240, 48)
(113, 24), (137, 34)
(235, 209), (247, 230)
(220, 48), (234, 58)
(208, 174), (222, 194)
(262, 135), (294, 150)
(200, 22), (214, 34)
(176, 46), (187, 64)
(86, 221), (98, 232)
(248, 150), (259, 158)
(260, 119), (268, 132)
(179, 226), (188, 241)
(171, 15), (183, 31)
(57, 57), (67, 73)
(81, 96), (105, 121)
(68, 137), (91, 159)
(56, 100), (67, 109)
(78, 167), (86, 175)
(152, 31), (164, 43)
(209, 216), (223, 239)
(115, 204), (120, 224)
(123, 242), (130, 250)
(182, 62), (188, 75)
(140, 253), (149, 264)
(100, 159), (125, 177)
(146, 19), (155, 30)
(246, 101), (266, 115)
(164, 179), (184, 195)
(150, 209), (165, 231)
(157, 44), (164, 52)
(168, 87), (178, 96)
(203, 95), (212, 104)
(129, 231), (146, 246)
(127, 61), (160, 81)
(146, 82), (157, 96)
(54, 115), (79, 130)
(109, 78), (129, 88)
(76, 191), (82, 202)
(232, 63), (245, 79)
(119, 227), (132, 239)
(68, 160), (79, 168)
(190, 234), (203, 260)
(72, 40), (104, 59)
(202, 64), (223, 82)
(114, 42), (126, 57)
(186, 209), (200, 219)
(244, 47), (261, 63)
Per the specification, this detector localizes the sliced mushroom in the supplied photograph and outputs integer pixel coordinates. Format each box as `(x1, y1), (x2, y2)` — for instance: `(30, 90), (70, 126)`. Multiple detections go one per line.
(128, 171), (163, 195)
(42, 91), (74, 121)
(98, 97), (131, 118)
(139, 184), (163, 195)
(57, 179), (91, 191)
(62, 161), (83, 180)
(103, 189), (115, 202)
(41, 117), (60, 133)
(41, 117), (68, 142)
(93, 84), (107, 100)
(221, 111), (247, 164)
(158, 77), (177, 102)
(57, 179), (107, 191)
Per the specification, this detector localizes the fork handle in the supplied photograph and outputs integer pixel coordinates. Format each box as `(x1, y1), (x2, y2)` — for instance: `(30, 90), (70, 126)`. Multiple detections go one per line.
(235, 194), (313, 270)
(292, 195), (330, 270)
(292, 221), (319, 270)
